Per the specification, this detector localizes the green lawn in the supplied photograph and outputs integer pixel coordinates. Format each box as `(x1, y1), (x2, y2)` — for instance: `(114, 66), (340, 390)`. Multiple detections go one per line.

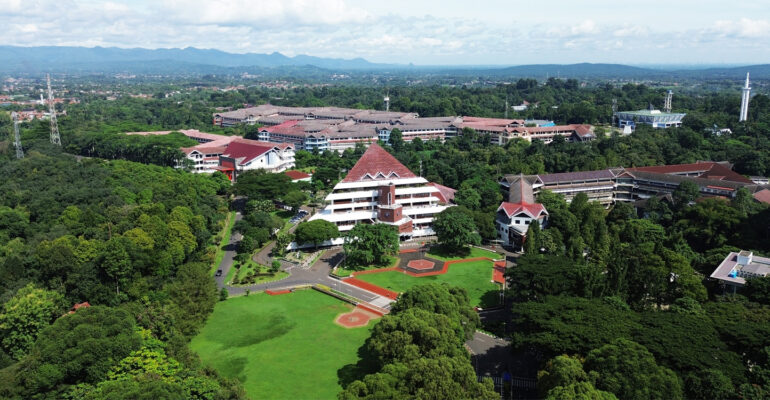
(191, 290), (374, 400)
(355, 260), (501, 307)
(271, 209), (294, 233)
(427, 246), (503, 262)
(333, 256), (399, 278)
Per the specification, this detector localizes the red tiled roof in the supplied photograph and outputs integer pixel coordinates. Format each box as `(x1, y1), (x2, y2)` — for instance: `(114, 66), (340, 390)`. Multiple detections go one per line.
(341, 143), (417, 183)
(497, 201), (547, 218)
(261, 120), (302, 134)
(221, 139), (274, 166)
(753, 189), (770, 204)
(285, 170), (311, 180)
(428, 182), (456, 204)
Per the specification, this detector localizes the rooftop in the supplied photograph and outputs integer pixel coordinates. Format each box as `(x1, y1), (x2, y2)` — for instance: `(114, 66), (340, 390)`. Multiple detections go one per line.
(616, 109), (687, 117)
(285, 170), (311, 180)
(341, 143), (417, 183)
(711, 251), (770, 286)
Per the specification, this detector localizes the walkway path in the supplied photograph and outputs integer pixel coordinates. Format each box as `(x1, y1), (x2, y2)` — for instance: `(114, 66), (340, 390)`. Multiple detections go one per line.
(215, 223), (394, 309)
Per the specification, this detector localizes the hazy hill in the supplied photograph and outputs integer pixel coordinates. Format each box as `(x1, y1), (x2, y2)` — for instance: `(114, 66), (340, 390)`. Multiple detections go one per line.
(0, 46), (768, 80)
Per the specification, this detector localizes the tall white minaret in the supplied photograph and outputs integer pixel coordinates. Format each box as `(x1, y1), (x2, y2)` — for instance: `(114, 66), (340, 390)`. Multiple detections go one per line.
(740, 72), (751, 122)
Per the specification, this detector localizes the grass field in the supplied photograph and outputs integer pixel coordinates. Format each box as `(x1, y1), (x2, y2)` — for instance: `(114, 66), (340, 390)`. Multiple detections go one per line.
(426, 246), (503, 262)
(355, 260), (501, 307)
(190, 290), (374, 400)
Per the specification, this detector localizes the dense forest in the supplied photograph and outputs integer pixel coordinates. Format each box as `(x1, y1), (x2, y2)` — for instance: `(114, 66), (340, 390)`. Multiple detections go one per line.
(1, 77), (770, 399)
(0, 150), (242, 399)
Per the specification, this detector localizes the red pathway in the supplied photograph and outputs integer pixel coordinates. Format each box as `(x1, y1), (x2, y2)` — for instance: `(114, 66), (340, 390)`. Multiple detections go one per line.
(492, 260), (507, 284)
(342, 277), (400, 300)
(265, 289), (292, 295)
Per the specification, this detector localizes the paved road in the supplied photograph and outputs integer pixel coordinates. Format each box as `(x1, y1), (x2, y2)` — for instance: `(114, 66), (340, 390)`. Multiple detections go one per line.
(467, 331), (512, 378)
(216, 228), (393, 308)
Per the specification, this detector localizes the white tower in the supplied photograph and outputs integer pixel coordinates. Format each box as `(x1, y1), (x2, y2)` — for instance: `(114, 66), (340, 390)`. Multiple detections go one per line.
(740, 72), (751, 122)
(383, 95), (390, 112)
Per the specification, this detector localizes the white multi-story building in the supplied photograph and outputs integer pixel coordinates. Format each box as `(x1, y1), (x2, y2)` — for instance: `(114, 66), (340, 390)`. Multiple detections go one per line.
(309, 143), (452, 239)
(495, 175), (548, 250)
(124, 129), (294, 179)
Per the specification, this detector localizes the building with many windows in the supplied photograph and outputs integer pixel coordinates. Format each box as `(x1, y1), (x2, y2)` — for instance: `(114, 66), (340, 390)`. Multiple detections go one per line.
(496, 175), (548, 249)
(124, 129), (294, 178)
(500, 161), (766, 208)
(216, 105), (595, 151)
(309, 143), (452, 239)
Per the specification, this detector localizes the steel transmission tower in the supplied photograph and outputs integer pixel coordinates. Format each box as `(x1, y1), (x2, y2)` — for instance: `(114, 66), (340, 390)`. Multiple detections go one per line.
(663, 90), (673, 113)
(46, 74), (61, 145)
(11, 112), (24, 159)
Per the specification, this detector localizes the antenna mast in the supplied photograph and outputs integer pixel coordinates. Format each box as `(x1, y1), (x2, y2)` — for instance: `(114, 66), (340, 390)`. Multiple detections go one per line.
(11, 112), (24, 159)
(46, 74), (61, 146)
(504, 95), (509, 119)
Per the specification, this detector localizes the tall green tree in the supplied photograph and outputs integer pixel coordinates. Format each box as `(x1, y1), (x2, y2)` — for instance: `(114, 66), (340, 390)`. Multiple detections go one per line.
(0, 284), (66, 360)
(294, 220), (339, 249)
(344, 223), (399, 268)
(16, 306), (142, 395)
(433, 207), (481, 254)
(585, 339), (683, 400)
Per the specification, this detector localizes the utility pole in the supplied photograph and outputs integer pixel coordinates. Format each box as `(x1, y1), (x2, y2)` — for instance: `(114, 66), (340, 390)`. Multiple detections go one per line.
(46, 74), (61, 146)
(11, 112), (24, 159)
(504, 95), (509, 119)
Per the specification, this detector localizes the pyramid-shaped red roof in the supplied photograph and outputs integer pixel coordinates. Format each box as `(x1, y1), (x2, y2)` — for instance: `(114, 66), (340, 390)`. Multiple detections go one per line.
(341, 143), (417, 183)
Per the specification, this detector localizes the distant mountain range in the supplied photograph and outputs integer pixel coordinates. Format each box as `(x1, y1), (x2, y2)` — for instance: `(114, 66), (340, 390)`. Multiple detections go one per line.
(0, 45), (768, 79)
(0, 45), (393, 73)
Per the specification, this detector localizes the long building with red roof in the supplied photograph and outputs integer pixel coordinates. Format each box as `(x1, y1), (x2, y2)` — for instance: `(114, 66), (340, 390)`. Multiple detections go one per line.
(309, 143), (452, 238)
(125, 129), (294, 178)
(500, 161), (767, 208)
(214, 104), (594, 151)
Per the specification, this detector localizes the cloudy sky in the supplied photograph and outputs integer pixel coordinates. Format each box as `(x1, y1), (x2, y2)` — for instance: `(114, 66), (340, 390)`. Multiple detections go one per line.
(1, 0), (769, 65)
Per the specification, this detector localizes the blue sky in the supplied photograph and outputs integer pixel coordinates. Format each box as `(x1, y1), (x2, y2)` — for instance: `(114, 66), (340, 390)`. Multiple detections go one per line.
(1, 0), (768, 65)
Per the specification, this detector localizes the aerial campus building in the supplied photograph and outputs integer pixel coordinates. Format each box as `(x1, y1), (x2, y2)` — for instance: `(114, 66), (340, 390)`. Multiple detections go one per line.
(711, 251), (770, 293)
(497, 161), (769, 249)
(125, 129), (295, 179)
(213, 105), (595, 152)
(308, 143), (454, 240)
(614, 108), (687, 131)
(495, 175), (549, 248)
(500, 161), (765, 207)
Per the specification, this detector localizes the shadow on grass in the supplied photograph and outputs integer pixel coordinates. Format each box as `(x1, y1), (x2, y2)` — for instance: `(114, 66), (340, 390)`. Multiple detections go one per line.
(211, 314), (295, 348)
(479, 289), (502, 309)
(336, 340), (379, 388)
(427, 244), (471, 259)
(226, 357), (249, 384)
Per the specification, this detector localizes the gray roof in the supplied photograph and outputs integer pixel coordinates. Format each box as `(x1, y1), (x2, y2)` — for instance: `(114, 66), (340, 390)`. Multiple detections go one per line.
(507, 174), (537, 203)
(537, 169), (617, 184)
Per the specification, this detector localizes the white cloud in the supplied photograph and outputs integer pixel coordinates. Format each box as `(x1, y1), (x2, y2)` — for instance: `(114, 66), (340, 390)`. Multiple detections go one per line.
(0, 0), (767, 65)
(713, 18), (770, 38)
(160, 0), (370, 27)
